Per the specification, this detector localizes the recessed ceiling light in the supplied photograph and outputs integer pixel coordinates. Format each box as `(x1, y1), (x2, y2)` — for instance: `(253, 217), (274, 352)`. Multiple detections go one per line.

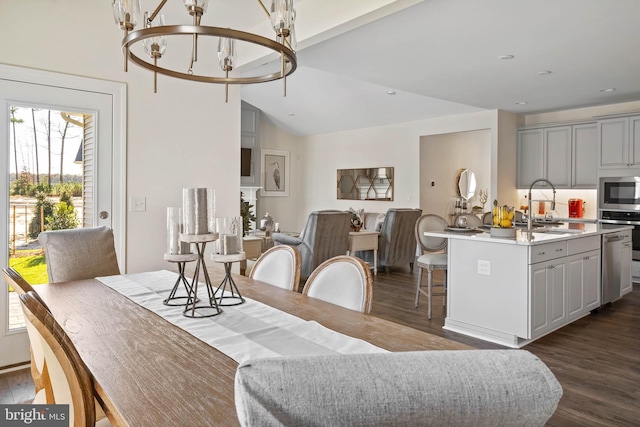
(499, 55), (514, 60)
(288, 112), (295, 116)
(387, 90), (396, 95)
(537, 71), (552, 75)
(599, 88), (616, 93)
(515, 101), (528, 105)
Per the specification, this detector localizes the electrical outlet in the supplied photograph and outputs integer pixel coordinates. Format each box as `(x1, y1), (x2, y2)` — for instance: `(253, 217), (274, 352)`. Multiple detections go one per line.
(130, 196), (146, 212)
(477, 260), (491, 276)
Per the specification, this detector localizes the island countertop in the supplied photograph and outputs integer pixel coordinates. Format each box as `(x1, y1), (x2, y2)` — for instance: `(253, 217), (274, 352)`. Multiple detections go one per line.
(425, 223), (632, 246)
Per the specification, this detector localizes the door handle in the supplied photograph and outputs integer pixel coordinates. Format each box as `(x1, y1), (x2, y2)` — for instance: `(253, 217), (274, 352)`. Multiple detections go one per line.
(99, 211), (109, 219)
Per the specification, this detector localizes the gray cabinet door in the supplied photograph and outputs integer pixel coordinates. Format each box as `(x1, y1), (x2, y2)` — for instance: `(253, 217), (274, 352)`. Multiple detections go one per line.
(545, 126), (572, 188)
(572, 124), (597, 188)
(517, 129), (544, 188)
(598, 117), (629, 168)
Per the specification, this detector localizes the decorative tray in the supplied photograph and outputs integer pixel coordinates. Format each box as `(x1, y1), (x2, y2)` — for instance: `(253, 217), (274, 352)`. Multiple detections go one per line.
(445, 227), (482, 233)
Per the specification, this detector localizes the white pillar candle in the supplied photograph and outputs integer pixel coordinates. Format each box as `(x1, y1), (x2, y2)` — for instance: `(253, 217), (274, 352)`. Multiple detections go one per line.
(216, 216), (243, 254)
(167, 207), (181, 255)
(183, 188), (210, 235)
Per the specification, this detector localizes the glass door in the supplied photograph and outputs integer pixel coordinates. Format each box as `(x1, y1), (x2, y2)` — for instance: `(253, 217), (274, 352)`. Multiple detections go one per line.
(0, 77), (116, 368)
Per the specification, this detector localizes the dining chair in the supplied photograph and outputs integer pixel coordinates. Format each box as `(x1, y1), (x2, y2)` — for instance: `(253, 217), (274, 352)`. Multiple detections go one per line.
(250, 245), (302, 292)
(2, 267), (52, 403)
(414, 214), (449, 320)
(302, 255), (373, 313)
(272, 210), (351, 279)
(38, 226), (120, 283)
(453, 213), (482, 228)
(19, 291), (112, 426)
(360, 208), (422, 274)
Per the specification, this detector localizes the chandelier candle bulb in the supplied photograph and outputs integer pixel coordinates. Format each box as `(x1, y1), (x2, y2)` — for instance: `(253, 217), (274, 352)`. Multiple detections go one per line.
(112, 0), (297, 99)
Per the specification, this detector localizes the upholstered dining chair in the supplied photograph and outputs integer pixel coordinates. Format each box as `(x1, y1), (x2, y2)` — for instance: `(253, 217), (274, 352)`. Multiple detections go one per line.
(453, 213), (482, 228)
(302, 255), (373, 314)
(272, 210), (351, 280)
(250, 245), (301, 292)
(19, 291), (112, 426)
(2, 267), (51, 402)
(360, 208), (422, 273)
(414, 214), (449, 320)
(38, 226), (120, 283)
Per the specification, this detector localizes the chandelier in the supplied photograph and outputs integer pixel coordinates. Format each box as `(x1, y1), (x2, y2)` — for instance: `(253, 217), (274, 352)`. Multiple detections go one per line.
(112, 0), (298, 101)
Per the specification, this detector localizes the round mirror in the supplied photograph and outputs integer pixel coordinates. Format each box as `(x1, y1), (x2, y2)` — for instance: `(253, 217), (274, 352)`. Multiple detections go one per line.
(457, 169), (477, 200)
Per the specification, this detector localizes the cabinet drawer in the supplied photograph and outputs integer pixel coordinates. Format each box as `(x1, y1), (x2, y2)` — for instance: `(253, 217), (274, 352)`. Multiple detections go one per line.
(529, 241), (567, 264)
(567, 235), (601, 256)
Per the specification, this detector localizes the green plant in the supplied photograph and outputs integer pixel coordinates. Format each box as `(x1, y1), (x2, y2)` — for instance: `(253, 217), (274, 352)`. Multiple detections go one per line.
(240, 192), (256, 236)
(28, 191), (54, 238)
(46, 201), (79, 230)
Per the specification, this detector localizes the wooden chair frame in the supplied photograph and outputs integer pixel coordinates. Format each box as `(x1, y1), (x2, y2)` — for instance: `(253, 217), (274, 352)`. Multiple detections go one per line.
(19, 291), (99, 426)
(3, 268), (52, 402)
(250, 245), (302, 292)
(302, 255), (373, 314)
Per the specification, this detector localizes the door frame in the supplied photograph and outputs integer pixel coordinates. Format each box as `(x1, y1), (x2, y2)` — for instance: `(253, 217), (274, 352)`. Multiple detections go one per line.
(0, 63), (127, 270)
(0, 64), (126, 369)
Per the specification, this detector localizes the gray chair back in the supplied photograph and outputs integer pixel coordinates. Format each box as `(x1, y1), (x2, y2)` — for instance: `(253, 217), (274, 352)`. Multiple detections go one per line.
(377, 208), (422, 271)
(274, 210), (351, 279)
(415, 214), (449, 252)
(39, 226), (120, 283)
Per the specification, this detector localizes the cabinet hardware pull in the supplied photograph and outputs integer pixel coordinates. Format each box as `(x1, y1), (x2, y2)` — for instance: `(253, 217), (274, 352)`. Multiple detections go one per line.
(538, 252), (545, 255)
(555, 248), (563, 252)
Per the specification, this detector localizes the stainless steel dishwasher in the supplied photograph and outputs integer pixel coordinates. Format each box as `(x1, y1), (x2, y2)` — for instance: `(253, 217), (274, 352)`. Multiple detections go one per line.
(601, 229), (632, 305)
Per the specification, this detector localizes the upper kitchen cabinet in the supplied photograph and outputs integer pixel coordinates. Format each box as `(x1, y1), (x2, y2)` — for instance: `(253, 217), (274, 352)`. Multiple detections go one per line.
(597, 115), (640, 169)
(572, 124), (598, 188)
(517, 123), (597, 189)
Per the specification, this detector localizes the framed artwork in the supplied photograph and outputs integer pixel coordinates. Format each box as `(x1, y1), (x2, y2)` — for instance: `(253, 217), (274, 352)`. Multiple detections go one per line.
(261, 149), (289, 196)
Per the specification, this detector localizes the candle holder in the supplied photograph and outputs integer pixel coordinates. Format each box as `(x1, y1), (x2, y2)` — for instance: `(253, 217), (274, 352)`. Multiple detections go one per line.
(211, 252), (246, 306)
(211, 216), (245, 305)
(163, 253), (199, 306)
(163, 207), (199, 306)
(180, 233), (222, 317)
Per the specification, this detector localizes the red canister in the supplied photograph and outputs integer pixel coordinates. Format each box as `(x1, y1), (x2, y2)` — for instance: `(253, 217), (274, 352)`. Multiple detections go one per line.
(568, 199), (585, 218)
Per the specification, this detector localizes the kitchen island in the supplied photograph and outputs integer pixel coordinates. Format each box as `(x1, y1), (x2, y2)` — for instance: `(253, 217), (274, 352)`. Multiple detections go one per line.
(425, 223), (632, 347)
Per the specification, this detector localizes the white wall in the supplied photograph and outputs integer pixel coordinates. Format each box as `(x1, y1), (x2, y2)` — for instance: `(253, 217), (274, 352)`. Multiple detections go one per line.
(420, 130), (492, 221)
(298, 110), (502, 230)
(256, 116), (303, 232)
(1, 0), (241, 273)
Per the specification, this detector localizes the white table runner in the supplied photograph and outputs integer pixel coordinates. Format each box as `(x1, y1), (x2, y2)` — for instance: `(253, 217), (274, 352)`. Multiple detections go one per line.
(97, 270), (386, 363)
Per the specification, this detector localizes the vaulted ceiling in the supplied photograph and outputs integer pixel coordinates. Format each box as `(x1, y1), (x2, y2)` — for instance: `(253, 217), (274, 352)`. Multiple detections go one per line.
(237, 0), (640, 136)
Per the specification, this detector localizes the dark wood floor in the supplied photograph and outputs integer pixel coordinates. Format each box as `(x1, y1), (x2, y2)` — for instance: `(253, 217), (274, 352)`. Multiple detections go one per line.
(2, 267), (639, 426)
(371, 267), (640, 427)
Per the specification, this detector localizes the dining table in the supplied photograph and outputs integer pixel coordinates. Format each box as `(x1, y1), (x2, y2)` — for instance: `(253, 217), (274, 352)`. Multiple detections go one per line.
(37, 268), (470, 426)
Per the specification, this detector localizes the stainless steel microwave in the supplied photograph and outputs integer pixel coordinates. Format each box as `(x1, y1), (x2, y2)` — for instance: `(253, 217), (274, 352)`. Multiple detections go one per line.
(599, 176), (640, 211)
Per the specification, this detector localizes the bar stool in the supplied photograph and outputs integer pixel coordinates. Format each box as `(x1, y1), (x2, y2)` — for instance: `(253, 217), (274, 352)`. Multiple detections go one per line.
(414, 214), (449, 320)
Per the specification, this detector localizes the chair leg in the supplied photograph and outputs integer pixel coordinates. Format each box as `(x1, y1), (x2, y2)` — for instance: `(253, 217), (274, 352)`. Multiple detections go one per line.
(427, 269), (433, 320)
(443, 270), (447, 307)
(415, 266), (423, 307)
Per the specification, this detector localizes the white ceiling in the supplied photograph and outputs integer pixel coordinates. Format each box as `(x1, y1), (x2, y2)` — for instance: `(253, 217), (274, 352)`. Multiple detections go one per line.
(239, 0), (640, 136)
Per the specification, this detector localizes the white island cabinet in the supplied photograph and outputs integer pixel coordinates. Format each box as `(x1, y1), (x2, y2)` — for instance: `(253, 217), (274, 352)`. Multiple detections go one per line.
(426, 224), (630, 348)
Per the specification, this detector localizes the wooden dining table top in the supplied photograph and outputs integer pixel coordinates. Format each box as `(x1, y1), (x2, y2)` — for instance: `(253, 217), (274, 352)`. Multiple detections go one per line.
(38, 269), (470, 427)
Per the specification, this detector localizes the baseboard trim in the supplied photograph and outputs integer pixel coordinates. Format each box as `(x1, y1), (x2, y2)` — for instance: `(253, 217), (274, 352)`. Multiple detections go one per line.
(0, 361), (30, 375)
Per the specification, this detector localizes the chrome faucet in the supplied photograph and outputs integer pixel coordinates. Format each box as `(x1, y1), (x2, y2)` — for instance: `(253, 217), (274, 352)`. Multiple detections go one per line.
(527, 178), (556, 231)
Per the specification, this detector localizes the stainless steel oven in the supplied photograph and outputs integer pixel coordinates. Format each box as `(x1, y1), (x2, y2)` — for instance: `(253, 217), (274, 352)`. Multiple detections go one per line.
(599, 176), (640, 211)
(599, 210), (640, 261)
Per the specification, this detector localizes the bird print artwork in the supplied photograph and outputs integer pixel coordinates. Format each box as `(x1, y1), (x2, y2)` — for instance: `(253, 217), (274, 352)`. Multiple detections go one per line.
(272, 161), (281, 190)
